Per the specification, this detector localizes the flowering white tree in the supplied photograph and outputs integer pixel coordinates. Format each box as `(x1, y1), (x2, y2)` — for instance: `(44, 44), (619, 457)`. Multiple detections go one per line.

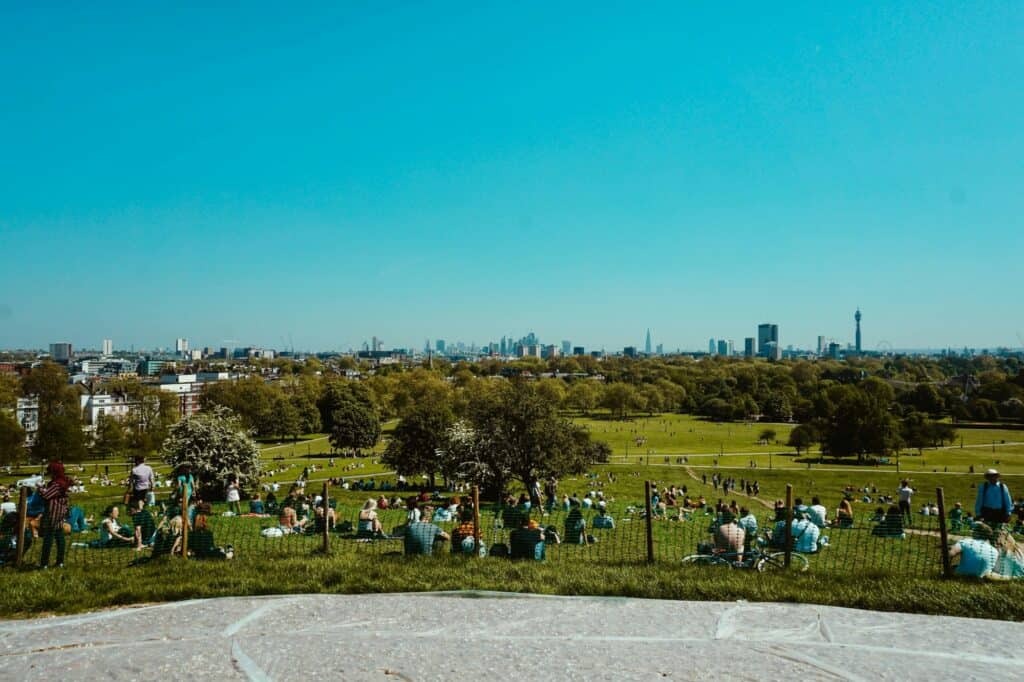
(160, 406), (261, 498)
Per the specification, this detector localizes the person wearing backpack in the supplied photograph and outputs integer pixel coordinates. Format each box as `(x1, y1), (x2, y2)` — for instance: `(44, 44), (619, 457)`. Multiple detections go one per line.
(975, 469), (1013, 527)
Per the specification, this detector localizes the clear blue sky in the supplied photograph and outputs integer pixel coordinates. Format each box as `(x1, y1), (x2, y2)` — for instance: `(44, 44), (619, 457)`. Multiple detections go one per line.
(2, 2), (1021, 353)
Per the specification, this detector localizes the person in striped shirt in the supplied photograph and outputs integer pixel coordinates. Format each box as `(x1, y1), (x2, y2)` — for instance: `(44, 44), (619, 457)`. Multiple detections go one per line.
(39, 461), (71, 569)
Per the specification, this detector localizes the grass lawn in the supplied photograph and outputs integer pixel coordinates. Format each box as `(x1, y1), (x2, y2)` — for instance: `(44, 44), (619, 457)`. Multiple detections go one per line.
(4, 552), (1024, 621)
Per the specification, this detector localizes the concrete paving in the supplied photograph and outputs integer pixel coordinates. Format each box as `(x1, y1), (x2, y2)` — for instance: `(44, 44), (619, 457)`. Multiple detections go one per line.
(2, 592), (1023, 680)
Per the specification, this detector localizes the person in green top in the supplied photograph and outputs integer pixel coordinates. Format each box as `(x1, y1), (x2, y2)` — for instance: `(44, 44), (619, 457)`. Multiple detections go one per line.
(948, 501), (965, 532)
(131, 499), (156, 549)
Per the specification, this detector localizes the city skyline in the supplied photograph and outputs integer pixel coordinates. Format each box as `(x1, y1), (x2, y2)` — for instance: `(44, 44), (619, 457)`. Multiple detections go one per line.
(2, 5), (1022, 351)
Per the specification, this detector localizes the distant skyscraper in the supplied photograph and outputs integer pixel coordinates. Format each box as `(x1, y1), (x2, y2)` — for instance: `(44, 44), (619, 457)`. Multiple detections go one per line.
(175, 338), (189, 354)
(709, 338), (716, 355)
(744, 338), (755, 357)
(573, 346), (585, 356)
(717, 340), (728, 356)
(562, 340), (572, 356)
(500, 337), (507, 356)
(623, 346), (637, 358)
(435, 339), (446, 354)
(645, 329), (652, 355)
(102, 339), (113, 356)
(727, 340), (735, 356)
(757, 324), (779, 357)
(817, 336), (826, 355)
(855, 309), (862, 353)
(656, 343), (663, 356)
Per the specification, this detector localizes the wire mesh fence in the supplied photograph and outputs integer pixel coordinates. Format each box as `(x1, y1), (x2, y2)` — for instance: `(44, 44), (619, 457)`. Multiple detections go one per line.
(1, 480), (966, 580)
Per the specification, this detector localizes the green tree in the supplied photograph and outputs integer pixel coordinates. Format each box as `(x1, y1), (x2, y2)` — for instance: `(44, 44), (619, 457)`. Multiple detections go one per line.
(160, 406), (261, 499)
(23, 363), (86, 463)
(272, 395), (303, 441)
(328, 395), (381, 456)
(787, 424), (818, 454)
(92, 415), (127, 458)
(602, 383), (637, 420)
(822, 385), (901, 462)
(566, 381), (600, 415)
(0, 411), (25, 466)
(381, 400), (454, 488)
(758, 428), (777, 445)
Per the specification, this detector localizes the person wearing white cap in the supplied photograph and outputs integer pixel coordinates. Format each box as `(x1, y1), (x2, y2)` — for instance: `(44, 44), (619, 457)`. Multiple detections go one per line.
(975, 469), (1013, 526)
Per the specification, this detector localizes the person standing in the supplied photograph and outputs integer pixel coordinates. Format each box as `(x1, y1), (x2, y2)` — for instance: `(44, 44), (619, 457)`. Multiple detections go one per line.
(975, 469), (1013, 527)
(130, 455), (155, 507)
(39, 461), (71, 569)
(897, 480), (914, 527)
(225, 476), (241, 515)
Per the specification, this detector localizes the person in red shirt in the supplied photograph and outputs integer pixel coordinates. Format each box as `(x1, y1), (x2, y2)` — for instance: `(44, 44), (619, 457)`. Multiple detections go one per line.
(39, 461), (71, 569)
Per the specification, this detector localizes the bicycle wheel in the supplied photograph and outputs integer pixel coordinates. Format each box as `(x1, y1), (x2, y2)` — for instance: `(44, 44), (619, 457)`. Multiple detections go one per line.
(757, 552), (810, 573)
(681, 554), (729, 568)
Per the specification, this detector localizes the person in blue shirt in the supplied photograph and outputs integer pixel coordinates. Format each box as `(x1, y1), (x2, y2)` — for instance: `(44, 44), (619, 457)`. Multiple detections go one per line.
(950, 523), (999, 578)
(975, 469), (1013, 527)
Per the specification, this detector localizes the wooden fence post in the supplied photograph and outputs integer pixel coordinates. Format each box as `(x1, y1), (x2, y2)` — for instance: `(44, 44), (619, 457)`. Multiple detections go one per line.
(472, 485), (481, 557)
(783, 484), (793, 568)
(936, 487), (952, 578)
(644, 480), (655, 563)
(322, 481), (330, 556)
(180, 491), (189, 560)
(14, 487), (28, 568)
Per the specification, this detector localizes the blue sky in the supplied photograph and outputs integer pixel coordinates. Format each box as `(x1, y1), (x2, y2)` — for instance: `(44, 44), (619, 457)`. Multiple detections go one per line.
(2, 2), (1021, 353)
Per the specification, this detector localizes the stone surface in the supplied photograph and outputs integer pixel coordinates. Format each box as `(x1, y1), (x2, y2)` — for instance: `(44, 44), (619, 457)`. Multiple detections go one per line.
(2, 592), (1022, 680)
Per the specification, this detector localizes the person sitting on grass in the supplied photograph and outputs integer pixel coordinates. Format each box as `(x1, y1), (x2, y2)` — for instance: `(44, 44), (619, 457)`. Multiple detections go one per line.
(452, 508), (476, 553)
(737, 507), (758, 547)
(948, 501), (965, 531)
(990, 528), (1024, 580)
(99, 505), (134, 547)
(592, 503), (615, 529)
(278, 503), (306, 534)
(871, 505), (906, 539)
(357, 498), (385, 538)
(313, 501), (336, 534)
(808, 497), (828, 528)
(565, 500), (588, 545)
(771, 510), (820, 553)
(188, 513), (233, 559)
(403, 508), (449, 556)
(510, 516), (545, 560)
(67, 505), (90, 533)
(714, 510), (745, 563)
(950, 523), (999, 578)
(132, 499), (156, 550)
(151, 515), (183, 558)
(248, 493), (265, 515)
(834, 496), (854, 528)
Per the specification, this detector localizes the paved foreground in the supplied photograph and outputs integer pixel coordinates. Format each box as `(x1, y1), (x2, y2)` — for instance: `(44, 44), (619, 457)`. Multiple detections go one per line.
(2, 592), (1022, 680)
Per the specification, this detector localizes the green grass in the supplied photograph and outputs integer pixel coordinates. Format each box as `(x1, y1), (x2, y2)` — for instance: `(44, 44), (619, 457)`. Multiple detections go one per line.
(4, 552), (1024, 621)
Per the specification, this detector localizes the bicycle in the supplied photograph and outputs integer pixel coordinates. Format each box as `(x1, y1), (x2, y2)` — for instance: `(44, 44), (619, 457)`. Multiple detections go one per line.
(680, 535), (810, 572)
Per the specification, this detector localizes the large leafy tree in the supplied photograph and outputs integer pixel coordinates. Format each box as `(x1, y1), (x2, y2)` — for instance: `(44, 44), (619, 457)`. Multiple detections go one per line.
(160, 406), (261, 499)
(821, 384), (902, 462)
(22, 362), (87, 463)
(381, 399), (454, 487)
(457, 380), (607, 498)
(328, 393), (381, 456)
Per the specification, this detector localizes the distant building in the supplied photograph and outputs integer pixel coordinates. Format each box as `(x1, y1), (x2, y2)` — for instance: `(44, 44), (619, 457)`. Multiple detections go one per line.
(102, 339), (113, 356)
(645, 329), (652, 355)
(573, 346), (585, 356)
(828, 342), (841, 359)
(139, 360), (172, 376)
(15, 397), (39, 446)
(623, 346), (637, 358)
(561, 340), (572, 356)
(717, 340), (728, 356)
(855, 309), (862, 353)
(757, 324), (779, 357)
(656, 343), (664, 355)
(435, 339), (446, 354)
(175, 338), (189, 354)
(727, 340), (735, 356)
(49, 342), (73, 363)
(817, 336), (826, 355)
(744, 338), (755, 357)
(543, 345), (560, 359)
(708, 338), (716, 355)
